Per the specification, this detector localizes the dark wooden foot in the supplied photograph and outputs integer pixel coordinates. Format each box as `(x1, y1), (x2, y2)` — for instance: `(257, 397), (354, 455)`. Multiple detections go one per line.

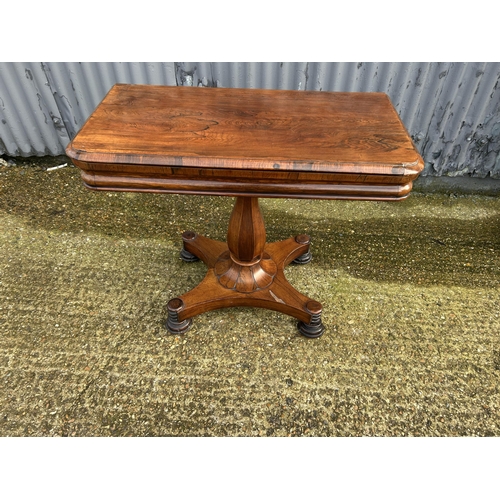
(180, 248), (199, 262)
(292, 250), (312, 264)
(166, 298), (192, 334)
(297, 300), (325, 338)
(180, 231), (200, 262)
(291, 234), (312, 264)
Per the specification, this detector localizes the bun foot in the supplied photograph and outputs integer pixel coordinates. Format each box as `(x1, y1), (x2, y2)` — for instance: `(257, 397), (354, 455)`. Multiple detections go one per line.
(292, 234), (312, 264)
(298, 300), (325, 338)
(292, 251), (312, 265)
(180, 231), (200, 262)
(180, 248), (199, 262)
(166, 298), (192, 334)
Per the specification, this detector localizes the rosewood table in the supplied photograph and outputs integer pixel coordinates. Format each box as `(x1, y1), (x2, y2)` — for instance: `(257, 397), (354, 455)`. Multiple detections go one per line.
(66, 84), (423, 338)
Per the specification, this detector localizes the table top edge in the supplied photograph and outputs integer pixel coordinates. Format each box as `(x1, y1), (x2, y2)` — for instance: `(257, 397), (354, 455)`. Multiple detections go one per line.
(66, 144), (424, 178)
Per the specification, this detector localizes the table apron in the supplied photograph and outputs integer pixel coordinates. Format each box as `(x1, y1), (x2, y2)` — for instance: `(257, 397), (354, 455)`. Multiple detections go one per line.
(80, 170), (413, 201)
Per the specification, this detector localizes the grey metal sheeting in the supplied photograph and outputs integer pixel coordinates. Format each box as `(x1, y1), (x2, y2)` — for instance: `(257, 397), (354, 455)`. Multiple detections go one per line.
(1, 62), (499, 178)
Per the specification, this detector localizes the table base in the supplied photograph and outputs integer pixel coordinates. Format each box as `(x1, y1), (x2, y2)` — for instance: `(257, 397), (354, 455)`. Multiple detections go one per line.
(166, 197), (325, 338)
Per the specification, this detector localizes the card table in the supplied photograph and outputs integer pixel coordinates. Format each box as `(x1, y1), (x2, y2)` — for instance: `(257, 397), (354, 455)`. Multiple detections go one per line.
(66, 84), (423, 337)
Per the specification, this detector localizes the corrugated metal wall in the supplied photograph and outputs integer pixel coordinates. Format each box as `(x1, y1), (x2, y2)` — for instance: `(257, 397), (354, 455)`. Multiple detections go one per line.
(1, 62), (499, 178)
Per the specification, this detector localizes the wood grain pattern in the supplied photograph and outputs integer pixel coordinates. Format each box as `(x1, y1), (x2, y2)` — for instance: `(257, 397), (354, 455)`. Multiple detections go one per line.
(67, 84), (423, 176)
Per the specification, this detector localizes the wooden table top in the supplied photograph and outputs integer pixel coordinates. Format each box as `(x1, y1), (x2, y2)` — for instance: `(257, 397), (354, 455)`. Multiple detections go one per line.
(67, 84), (424, 201)
(67, 84), (423, 177)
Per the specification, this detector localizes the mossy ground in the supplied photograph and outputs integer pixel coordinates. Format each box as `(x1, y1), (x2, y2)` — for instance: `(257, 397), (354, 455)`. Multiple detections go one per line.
(1, 157), (499, 436)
